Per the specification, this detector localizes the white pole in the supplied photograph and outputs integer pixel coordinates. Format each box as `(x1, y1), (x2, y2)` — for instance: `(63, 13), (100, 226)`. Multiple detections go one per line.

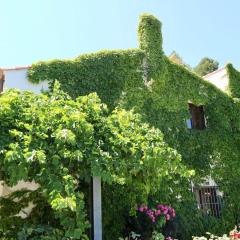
(93, 176), (102, 240)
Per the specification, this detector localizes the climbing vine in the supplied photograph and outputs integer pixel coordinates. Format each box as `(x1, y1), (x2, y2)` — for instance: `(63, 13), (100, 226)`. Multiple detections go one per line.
(227, 63), (240, 98)
(21, 13), (240, 239)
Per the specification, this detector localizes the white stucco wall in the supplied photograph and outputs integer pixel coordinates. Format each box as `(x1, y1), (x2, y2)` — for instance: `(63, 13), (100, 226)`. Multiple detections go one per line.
(0, 67), (46, 218)
(3, 68), (48, 93)
(0, 180), (39, 196)
(0, 180), (39, 218)
(203, 67), (229, 92)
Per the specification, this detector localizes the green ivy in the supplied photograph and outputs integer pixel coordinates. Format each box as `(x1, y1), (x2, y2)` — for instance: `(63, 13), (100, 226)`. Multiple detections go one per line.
(227, 63), (240, 98)
(26, 13), (240, 239)
(28, 49), (145, 111)
(138, 13), (164, 79)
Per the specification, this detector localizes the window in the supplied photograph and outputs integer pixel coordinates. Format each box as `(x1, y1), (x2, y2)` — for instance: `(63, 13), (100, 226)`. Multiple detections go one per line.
(194, 186), (223, 218)
(187, 103), (206, 129)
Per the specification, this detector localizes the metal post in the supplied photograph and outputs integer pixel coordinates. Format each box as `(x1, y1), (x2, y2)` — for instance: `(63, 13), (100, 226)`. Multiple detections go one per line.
(92, 176), (102, 240)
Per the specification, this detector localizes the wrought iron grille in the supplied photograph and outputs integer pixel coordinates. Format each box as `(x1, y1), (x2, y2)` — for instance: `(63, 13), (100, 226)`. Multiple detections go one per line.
(195, 186), (223, 218)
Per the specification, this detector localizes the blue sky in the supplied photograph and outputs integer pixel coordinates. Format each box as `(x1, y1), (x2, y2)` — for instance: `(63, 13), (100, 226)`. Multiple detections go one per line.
(1, 0), (240, 68)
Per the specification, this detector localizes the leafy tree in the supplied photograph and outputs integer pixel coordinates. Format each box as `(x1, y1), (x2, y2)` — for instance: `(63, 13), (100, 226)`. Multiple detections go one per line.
(194, 57), (219, 76)
(0, 83), (192, 239)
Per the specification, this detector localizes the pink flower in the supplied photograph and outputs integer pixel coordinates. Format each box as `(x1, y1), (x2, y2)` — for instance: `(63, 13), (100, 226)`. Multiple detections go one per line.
(151, 216), (156, 222)
(143, 206), (148, 211)
(162, 207), (168, 214)
(147, 210), (154, 217)
(138, 205), (148, 212)
(169, 208), (176, 217)
(155, 209), (161, 216)
(138, 207), (144, 212)
(165, 214), (171, 221)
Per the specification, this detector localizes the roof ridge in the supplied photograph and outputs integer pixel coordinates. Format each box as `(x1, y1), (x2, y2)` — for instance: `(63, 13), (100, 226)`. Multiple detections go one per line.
(0, 65), (31, 71)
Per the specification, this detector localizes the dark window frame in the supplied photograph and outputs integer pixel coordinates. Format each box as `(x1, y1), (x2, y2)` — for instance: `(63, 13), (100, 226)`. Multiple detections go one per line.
(188, 103), (206, 130)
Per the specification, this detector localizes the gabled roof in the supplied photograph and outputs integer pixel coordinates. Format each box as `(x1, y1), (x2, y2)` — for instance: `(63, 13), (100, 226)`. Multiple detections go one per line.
(203, 66), (229, 92)
(0, 66), (31, 71)
(203, 67), (226, 78)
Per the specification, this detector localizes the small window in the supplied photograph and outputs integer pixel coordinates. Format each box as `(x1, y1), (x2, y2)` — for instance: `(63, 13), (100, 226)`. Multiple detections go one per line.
(187, 103), (206, 129)
(194, 186), (223, 218)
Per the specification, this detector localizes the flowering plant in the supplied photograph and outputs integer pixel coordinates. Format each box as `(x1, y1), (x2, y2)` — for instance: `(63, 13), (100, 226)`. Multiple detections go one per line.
(230, 226), (240, 239)
(192, 235), (230, 240)
(138, 204), (176, 224)
(136, 204), (176, 240)
(192, 227), (240, 240)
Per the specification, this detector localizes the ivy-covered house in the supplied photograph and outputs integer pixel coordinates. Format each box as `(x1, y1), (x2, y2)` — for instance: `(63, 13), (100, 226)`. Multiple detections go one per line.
(1, 13), (240, 238)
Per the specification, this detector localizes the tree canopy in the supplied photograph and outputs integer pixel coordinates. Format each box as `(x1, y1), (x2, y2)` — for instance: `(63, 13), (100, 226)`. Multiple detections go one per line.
(0, 83), (192, 239)
(194, 57), (219, 76)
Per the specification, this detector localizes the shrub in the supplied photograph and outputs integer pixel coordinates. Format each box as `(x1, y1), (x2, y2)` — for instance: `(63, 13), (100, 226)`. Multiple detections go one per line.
(0, 83), (191, 239)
